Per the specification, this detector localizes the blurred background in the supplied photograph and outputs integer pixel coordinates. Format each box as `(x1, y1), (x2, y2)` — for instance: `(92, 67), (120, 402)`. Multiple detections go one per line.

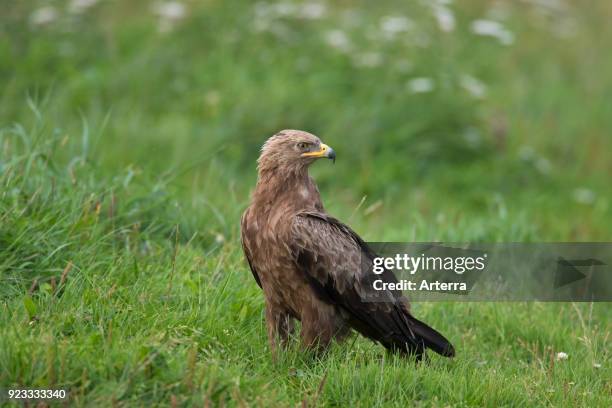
(1, 0), (611, 247)
(1, 2), (611, 404)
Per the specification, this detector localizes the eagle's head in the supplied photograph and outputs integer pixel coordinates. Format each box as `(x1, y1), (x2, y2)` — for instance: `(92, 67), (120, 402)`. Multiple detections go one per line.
(257, 129), (336, 174)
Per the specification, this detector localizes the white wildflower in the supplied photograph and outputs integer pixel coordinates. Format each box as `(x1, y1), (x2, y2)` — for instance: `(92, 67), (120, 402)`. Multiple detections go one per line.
(535, 157), (552, 175)
(299, 3), (326, 20)
(460, 74), (487, 98)
(272, 2), (296, 17)
(255, 2), (326, 20)
(380, 15), (412, 39)
(593, 363), (601, 369)
(30, 6), (58, 26)
(555, 351), (568, 361)
(153, 2), (186, 20)
(407, 77), (435, 94)
(471, 19), (514, 45)
(324, 29), (351, 52)
(69, 0), (99, 14)
(573, 188), (596, 205)
(433, 5), (455, 32)
(252, 6), (274, 33)
(153, 2), (187, 33)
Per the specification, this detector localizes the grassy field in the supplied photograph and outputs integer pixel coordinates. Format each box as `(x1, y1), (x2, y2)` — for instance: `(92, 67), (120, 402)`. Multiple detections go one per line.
(1, 0), (611, 406)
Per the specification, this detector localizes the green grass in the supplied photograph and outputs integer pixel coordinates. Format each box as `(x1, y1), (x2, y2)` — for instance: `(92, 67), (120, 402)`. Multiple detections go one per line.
(1, 0), (611, 406)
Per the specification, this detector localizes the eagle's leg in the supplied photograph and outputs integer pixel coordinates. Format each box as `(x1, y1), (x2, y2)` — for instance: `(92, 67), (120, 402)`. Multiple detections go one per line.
(300, 302), (348, 354)
(265, 303), (295, 359)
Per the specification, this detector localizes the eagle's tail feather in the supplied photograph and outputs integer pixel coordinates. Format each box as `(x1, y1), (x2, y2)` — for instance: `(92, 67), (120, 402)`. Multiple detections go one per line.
(378, 307), (455, 358)
(402, 314), (455, 357)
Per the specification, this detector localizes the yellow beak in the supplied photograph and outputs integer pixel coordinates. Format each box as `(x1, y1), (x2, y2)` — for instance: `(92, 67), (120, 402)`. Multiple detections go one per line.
(301, 143), (336, 162)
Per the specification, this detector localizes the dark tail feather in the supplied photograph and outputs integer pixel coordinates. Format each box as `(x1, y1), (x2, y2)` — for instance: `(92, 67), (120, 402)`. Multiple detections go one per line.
(343, 301), (455, 358)
(381, 306), (455, 358)
(404, 315), (455, 357)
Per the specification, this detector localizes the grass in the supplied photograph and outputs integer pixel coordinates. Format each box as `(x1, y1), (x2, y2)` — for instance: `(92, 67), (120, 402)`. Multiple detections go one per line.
(1, 0), (611, 406)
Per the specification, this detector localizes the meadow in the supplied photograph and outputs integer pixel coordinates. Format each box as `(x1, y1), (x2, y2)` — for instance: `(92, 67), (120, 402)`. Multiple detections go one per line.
(1, 0), (610, 406)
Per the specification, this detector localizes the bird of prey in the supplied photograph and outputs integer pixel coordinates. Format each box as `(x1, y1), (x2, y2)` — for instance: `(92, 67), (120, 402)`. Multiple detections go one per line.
(241, 130), (455, 359)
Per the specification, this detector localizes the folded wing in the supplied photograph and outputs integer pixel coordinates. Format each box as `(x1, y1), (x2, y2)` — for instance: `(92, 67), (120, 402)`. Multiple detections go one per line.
(290, 211), (455, 357)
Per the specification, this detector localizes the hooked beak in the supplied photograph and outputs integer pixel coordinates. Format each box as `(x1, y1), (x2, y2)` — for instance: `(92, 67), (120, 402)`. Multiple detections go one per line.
(301, 143), (336, 163)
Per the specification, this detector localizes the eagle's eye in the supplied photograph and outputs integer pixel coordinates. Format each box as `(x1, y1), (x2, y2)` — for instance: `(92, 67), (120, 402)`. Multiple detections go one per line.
(297, 142), (309, 151)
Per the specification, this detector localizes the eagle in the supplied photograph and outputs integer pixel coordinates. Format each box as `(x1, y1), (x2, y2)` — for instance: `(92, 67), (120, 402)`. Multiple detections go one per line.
(241, 130), (455, 359)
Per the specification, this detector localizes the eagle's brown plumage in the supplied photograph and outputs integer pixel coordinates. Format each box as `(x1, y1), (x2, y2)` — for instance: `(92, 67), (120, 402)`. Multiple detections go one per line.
(241, 130), (455, 359)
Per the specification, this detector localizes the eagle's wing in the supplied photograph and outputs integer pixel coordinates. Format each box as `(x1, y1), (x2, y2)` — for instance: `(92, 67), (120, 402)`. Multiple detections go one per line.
(241, 207), (262, 288)
(290, 211), (454, 357)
